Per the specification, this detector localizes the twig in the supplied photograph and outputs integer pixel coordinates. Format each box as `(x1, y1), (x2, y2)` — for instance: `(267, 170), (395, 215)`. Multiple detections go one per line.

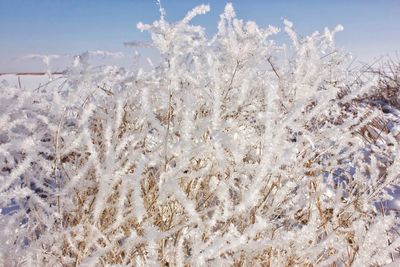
(267, 57), (280, 79)
(164, 93), (173, 172)
(320, 50), (337, 60)
(97, 84), (114, 96)
(18, 75), (22, 89)
(223, 60), (241, 100)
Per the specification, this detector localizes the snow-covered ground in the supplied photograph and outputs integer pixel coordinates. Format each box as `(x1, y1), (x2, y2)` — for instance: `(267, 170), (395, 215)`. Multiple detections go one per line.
(0, 74), (64, 90)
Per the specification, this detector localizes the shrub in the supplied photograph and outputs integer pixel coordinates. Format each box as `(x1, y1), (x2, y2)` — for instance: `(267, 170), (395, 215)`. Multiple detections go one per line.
(1, 3), (399, 266)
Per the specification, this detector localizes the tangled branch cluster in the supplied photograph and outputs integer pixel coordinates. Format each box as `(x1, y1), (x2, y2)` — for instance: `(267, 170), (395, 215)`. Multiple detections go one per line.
(1, 3), (400, 266)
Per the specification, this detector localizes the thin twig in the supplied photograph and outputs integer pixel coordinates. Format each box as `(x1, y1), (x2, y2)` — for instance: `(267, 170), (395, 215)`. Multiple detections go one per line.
(164, 93), (173, 172)
(267, 57), (280, 79)
(223, 60), (241, 100)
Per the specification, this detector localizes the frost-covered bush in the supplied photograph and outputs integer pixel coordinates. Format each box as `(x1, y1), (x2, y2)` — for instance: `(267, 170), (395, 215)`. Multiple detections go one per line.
(1, 3), (400, 266)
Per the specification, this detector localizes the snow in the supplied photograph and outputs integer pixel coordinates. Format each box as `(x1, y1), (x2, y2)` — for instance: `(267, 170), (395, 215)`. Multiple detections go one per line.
(0, 74), (65, 90)
(1, 3), (400, 266)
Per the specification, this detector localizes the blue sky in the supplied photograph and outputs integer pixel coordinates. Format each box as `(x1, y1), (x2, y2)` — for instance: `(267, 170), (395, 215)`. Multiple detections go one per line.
(0, 0), (399, 72)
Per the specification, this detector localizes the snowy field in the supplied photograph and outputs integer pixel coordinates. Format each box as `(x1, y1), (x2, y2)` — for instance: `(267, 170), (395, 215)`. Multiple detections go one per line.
(1, 74), (65, 90)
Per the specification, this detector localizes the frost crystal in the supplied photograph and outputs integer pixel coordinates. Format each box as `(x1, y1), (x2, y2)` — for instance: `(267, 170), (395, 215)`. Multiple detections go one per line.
(1, 3), (399, 267)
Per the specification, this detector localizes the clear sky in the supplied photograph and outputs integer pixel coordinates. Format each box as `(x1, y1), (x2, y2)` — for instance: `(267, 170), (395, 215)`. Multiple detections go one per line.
(0, 0), (399, 72)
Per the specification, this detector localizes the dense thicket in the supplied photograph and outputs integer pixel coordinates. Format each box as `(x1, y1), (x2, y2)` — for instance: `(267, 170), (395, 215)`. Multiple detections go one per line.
(1, 3), (399, 266)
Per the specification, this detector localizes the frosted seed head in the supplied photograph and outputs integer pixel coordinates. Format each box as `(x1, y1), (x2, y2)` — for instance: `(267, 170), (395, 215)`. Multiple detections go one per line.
(224, 3), (236, 19)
